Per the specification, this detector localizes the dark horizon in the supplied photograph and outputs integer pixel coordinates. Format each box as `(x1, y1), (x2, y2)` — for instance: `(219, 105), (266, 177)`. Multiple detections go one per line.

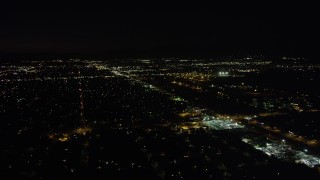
(1, 2), (319, 60)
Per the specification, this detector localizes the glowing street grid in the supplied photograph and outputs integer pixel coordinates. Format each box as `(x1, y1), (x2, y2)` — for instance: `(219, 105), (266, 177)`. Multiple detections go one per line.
(2, 59), (320, 179)
(110, 63), (320, 168)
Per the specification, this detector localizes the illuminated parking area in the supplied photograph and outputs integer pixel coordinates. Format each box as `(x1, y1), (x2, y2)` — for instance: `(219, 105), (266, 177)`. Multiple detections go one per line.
(218, 71), (229, 77)
(294, 152), (320, 168)
(242, 138), (320, 168)
(202, 115), (244, 130)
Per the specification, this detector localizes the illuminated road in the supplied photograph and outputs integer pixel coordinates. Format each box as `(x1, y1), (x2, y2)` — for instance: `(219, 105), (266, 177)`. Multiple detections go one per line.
(106, 66), (320, 168)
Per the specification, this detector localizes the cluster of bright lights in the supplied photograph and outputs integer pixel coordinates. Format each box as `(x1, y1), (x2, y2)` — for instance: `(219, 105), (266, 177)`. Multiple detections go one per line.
(218, 71), (229, 76)
(202, 115), (244, 130)
(242, 138), (320, 168)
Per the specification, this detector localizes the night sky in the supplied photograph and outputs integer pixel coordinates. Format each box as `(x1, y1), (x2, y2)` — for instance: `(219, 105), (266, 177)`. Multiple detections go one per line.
(0, 2), (318, 58)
